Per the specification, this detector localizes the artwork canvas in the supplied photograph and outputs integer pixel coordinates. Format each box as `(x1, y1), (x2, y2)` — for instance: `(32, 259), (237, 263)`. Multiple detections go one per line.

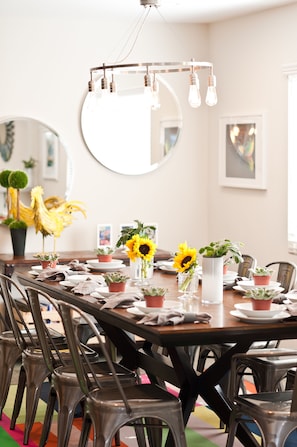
(219, 115), (266, 189)
(97, 224), (112, 247)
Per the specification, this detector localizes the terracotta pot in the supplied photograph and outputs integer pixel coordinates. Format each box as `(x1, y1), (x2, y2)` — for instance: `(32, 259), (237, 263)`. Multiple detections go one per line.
(253, 275), (271, 285)
(97, 254), (113, 262)
(223, 265), (228, 275)
(40, 260), (58, 269)
(108, 282), (126, 292)
(144, 295), (165, 308)
(251, 298), (272, 310)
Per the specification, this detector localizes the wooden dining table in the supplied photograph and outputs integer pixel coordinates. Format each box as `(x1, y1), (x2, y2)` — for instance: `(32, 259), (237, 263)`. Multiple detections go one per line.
(16, 267), (297, 447)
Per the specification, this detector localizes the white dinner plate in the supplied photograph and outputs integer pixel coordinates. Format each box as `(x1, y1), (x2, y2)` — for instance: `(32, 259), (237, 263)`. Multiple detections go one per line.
(230, 310), (290, 323)
(67, 274), (98, 284)
(223, 271), (238, 281)
(127, 307), (145, 316)
(94, 286), (139, 297)
(234, 302), (286, 318)
(134, 300), (182, 314)
(159, 265), (177, 274)
(237, 280), (281, 291)
(284, 290), (297, 301)
(86, 259), (123, 268)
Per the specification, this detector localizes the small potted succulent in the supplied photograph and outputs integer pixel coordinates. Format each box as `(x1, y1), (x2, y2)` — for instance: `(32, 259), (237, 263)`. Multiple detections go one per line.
(95, 247), (114, 262)
(249, 266), (274, 286)
(104, 271), (130, 292)
(34, 252), (59, 269)
(141, 286), (168, 308)
(245, 287), (281, 310)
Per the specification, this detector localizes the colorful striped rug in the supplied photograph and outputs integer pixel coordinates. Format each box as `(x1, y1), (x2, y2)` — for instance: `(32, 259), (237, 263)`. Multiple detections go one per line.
(0, 383), (243, 447)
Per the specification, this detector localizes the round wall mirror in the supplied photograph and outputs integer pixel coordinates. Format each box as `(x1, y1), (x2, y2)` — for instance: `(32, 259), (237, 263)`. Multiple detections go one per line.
(81, 75), (182, 175)
(0, 117), (73, 209)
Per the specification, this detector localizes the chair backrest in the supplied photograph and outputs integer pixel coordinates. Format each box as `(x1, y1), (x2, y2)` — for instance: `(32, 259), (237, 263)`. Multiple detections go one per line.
(58, 300), (132, 414)
(237, 254), (257, 278)
(0, 274), (39, 350)
(25, 287), (68, 373)
(265, 261), (297, 293)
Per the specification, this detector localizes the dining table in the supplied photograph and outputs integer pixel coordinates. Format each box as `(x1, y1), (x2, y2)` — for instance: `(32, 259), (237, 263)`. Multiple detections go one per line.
(16, 266), (297, 447)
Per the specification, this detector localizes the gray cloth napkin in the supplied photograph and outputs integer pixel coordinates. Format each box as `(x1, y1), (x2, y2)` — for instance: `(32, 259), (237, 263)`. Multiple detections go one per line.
(100, 294), (142, 309)
(137, 311), (212, 326)
(286, 303), (297, 316)
(36, 269), (68, 281)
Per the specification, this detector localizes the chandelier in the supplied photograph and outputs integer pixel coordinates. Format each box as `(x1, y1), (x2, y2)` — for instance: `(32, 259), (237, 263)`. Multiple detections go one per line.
(88, 0), (217, 109)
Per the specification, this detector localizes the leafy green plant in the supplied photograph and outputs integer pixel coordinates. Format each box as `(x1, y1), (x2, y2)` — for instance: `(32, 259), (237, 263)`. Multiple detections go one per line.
(34, 252), (59, 261)
(116, 220), (156, 247)
(141, 286), (168, 296)
(0, 169), (12, 219)
(245, 287), (280, 300)
(249, 266), (274, 276)
(95, 247), (114, 255)
(22, 157), (37, 169)
(199, 239), (243, 264)
(104, 272), (130, 284)
(7, 170), (28, 229)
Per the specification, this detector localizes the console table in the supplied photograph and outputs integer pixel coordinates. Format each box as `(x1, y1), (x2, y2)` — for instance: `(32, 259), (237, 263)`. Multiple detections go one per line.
(0, 248), (172, 277)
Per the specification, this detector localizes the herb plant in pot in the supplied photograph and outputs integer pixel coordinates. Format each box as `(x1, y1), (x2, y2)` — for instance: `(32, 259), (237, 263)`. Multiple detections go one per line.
(34, 252), (59, 269)
(249, 266), (274, 286)
(141, 286), (167, 308)
(199, 239), (243, 304)
(104, 272), (130, 292)
(245, 287), (281, 310)
(95, 247), (114, 262)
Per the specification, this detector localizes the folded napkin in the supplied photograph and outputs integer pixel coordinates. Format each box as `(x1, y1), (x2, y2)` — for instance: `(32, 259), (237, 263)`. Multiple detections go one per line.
(137, 311), (212, 326)
(67, 259), (90, 272)
(100, 294), (142, 309)
(36, 269), (68, 282)
(72, 279), (102, 295)
(286, 303), (297, 316)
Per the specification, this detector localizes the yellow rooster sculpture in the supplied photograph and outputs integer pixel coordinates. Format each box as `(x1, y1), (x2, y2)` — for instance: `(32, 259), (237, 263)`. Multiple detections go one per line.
(8, 186), (86, 239)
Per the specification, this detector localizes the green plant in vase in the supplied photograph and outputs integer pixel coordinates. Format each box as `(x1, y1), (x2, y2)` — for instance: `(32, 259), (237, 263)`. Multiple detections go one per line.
(245, 287), (280, 310)
(141, 286), (168, 308)
(95, 246), (115, 262)
(173, 241), (199, 299)
(125, 234), (156, 285)
(104, 271), (130, 292)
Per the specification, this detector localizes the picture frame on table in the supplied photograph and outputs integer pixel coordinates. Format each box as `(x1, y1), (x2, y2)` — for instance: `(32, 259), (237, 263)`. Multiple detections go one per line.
(42, 131), (59, 180)
(218, 115), (266, 190)
(97, 224), (112, 247)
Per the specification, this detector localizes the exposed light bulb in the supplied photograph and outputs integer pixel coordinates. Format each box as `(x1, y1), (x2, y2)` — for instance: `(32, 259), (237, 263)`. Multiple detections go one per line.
(206, 74), (217, 106)
(101, 74), (109, 98)
(188, 73), (201, 108)
(109, 74), (117, 97)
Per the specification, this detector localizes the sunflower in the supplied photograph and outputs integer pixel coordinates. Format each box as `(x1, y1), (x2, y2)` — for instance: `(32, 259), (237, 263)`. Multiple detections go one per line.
(173, 242), (197, 273)
(126, 234), (156, 262)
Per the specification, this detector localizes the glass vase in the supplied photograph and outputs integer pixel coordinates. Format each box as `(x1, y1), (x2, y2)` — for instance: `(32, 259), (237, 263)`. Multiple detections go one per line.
(130, 257), (154, 286)
(178, 271), (199, 300)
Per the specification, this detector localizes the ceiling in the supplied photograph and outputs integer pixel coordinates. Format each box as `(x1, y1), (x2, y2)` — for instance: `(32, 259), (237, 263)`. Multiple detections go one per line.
(2, 0), (297, 22)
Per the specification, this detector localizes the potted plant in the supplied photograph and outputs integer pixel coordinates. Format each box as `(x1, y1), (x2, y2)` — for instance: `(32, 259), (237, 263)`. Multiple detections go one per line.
(95, 247), (114, 262)
(116, 220), (156, 247)
(34, 252), (59, 269)
(141, 286), (168, 308)
(249, 266), (274, 286)
(199, 239), (243, 304)
(244, 287), (280, 310)
(104, 271), (130, 292)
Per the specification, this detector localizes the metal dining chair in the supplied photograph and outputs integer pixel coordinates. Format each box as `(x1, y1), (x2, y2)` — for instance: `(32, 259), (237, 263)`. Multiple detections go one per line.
(58, 300), (187, 447)
(226, 350), (297, 447)
(25, 286), (138, 447)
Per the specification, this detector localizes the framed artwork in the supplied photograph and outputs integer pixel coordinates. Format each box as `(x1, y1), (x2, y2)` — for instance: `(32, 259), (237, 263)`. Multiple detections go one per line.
(218, 115), (266, 189)
(42, 131), (59, 180)
(97, 224), (112, 247)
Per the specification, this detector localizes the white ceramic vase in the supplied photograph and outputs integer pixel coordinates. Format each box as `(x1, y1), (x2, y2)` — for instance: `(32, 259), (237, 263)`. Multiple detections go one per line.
(201, 256), (223, 304)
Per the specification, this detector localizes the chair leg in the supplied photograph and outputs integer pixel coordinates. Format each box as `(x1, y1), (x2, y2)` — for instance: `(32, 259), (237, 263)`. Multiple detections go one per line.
(39, 385), (57, 447)
(10, 365), (26, 429)
(0, 344), (21, 419)
(78, 415), (92, 447)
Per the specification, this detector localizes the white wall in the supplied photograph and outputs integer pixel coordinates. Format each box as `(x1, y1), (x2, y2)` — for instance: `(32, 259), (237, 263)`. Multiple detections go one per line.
(1, 1), (297, 269)
(208, 3), (297, 267)
(0, 8), (210, 255)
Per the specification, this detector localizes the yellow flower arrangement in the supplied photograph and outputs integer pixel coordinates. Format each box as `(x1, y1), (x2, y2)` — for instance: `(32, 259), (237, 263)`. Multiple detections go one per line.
(126, 234), (156, 279)
(173, 242), (198, 292)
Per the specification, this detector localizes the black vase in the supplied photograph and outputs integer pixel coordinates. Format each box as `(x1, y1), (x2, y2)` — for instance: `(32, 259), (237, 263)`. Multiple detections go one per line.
(10, 228), (27, 256)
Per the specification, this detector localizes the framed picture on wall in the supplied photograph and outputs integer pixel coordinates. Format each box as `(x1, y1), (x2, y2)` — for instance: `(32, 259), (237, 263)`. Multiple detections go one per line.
(42, 131), (59, 180)
(97, 224), (112, 247)
(218, 115), (266, 189)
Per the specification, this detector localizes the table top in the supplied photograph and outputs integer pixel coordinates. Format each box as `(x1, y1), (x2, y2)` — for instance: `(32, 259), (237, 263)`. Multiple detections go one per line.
(16, 269), (297, 348)
(0, 248), (172, 266)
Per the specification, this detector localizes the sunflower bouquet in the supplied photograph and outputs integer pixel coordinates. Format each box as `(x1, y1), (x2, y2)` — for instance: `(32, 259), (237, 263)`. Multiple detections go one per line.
(126, 234), (156, 282)
(173, 242), (199, 292)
